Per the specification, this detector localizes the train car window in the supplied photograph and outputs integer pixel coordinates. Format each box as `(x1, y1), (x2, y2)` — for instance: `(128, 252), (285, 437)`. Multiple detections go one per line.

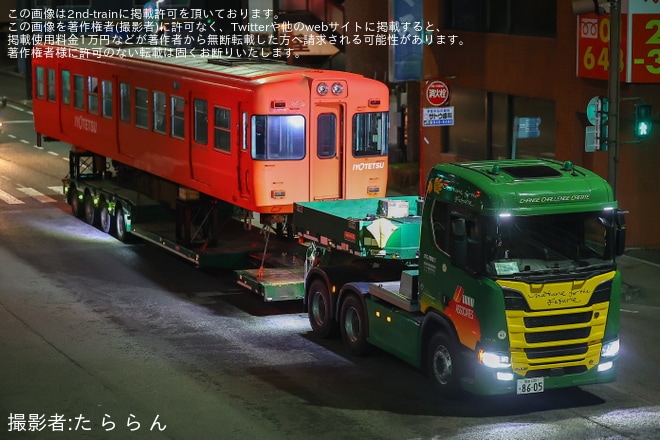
(47, 68), (56, 102)
(352, 112), (388, 157)
(171, 96), (185, 139)
(61, 70), (70, 105)
(251, 115), (305, 161)
(120, 83), (130, 122)
(153, 91), (166, 134)
(135, 87), (149, 129)
(317, 113), (336, 159)
(87, 76), (98, 114)
(35, 66), (45, 99)
(102, 80), (113, 118)
(213, 107), (231, 152)
(73, 75), (84, 110)
(194, 98), (208, 145)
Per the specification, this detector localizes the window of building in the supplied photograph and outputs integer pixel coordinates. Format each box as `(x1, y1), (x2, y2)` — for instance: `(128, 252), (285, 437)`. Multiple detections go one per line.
(153, 91), (166, 134)
(47, 68), (56, 101)
(61, 70), (70, 105)
(194, 98), (208, 144)
(317, 113), (336, 158)
(73, 74), (84, 110)
(102, 80), (112, 118)
(87, 76), (98, 114)
(135, 87), (149, 129)
(35, 66), (44, 99)
(445, 87), (555, 160)
(214, 107), (231, 152)
(120, 82), (130, 122)
(171, 96), (185, 139)
(444, 0), (556, 37)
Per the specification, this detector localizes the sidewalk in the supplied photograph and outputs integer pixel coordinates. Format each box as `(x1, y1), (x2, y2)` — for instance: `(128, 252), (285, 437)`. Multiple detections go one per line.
(619, 248), (660, 306)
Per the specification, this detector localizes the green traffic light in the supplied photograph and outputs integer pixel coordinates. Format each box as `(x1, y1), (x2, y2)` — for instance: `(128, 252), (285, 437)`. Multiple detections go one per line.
(634, 104), (652, 139)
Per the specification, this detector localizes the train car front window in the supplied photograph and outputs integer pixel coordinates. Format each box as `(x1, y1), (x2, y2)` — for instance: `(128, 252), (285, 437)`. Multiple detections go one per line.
(352, 112), (388, 157)
(251, 115), (305, 160)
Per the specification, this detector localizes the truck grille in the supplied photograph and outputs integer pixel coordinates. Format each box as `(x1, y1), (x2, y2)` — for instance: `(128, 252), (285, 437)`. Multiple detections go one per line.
(501, 278), (613, 377)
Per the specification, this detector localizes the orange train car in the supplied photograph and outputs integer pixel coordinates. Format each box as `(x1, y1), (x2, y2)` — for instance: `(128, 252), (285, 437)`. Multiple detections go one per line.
(31, 42), (390, 219)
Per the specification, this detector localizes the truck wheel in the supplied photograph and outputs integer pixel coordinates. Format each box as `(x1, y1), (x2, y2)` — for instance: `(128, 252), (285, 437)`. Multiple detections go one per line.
(115, 205), (128, 242)
(340, 294), (369, 355)
(69, 185), (81, 218)
(427, 333), (462, 397)
(83, 192), (96, 226)
(98, 199), (111, 234)
(307, 279), (336, 338)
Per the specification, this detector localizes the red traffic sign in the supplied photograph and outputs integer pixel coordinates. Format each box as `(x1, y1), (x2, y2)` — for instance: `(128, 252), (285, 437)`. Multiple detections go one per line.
(425, 80), (450, 106)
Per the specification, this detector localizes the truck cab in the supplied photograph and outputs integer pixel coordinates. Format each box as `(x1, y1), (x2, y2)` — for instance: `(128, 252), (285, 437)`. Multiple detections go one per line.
(418, 159), (625, 395)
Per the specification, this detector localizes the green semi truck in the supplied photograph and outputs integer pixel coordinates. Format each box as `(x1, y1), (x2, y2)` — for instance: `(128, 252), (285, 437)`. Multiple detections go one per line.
(289, 159), (626, 396)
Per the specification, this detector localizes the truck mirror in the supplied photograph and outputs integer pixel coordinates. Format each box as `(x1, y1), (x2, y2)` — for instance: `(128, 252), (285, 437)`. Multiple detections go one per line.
(615, 209), (627, 257)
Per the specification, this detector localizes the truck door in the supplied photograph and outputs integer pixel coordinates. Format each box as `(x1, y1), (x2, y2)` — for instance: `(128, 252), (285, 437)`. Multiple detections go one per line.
(310, 102), (342, 200)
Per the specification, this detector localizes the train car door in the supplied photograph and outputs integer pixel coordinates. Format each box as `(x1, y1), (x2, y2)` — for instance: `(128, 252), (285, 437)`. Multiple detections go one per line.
(310, 103), (342, 200)
(190, 95), (212, 185)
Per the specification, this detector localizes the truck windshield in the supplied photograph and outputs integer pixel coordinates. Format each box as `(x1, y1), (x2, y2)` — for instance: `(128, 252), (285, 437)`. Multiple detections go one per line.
(484, 210), (616, 277)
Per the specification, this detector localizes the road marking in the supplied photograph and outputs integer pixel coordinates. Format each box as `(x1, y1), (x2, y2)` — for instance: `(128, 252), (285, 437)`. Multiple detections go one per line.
(8, 134), (17, 140)
(16, 187), (57, 203)
(1, 120), (35, 124)
(20, 139), (30, 144)
(0, 188), (24, 204)
(48, 151), (59, 156)
(48, 186), (65, 195)
(33, 145), (44, 150)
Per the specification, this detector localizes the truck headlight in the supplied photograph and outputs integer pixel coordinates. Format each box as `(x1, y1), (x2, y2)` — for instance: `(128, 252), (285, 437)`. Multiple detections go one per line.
(478, 349), (511, 369)
(601, 338), (620, 358)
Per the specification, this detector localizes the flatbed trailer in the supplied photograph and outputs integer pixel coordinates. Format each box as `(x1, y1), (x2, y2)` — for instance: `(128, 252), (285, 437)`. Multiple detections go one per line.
(234, 196), (422, 301)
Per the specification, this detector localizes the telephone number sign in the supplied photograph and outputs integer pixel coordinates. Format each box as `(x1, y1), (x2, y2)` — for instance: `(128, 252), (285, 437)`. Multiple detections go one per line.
(576, 13), (660, 83)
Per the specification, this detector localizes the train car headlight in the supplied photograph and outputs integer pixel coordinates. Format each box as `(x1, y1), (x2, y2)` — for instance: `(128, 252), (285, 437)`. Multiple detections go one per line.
(317, 82), (328, 96)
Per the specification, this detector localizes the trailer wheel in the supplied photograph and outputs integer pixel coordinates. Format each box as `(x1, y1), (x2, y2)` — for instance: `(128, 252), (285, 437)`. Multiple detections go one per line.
(69, 185), (81, 218)
(98, 199), (111, 234)
(115, 205), (128, 242)
(307, 279), (336, 338)
(340, 294), (369, 355)
(427, 333), (462, 398)
(83, 192), (96, 226)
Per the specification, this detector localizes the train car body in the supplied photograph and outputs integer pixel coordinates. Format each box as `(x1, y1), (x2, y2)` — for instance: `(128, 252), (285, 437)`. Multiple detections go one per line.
(31, 42), (390, 217)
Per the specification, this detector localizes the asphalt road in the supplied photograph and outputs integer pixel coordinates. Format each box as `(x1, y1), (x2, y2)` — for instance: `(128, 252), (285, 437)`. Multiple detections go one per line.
(1, 74), (659, 440)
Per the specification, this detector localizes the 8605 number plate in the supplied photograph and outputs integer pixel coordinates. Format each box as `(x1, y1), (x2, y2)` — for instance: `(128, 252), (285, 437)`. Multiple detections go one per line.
(516, 377), (544, 394)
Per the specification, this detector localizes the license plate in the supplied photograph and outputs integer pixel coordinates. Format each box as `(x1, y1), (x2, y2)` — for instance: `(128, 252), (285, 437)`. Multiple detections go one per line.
(516, 377), (544, 394)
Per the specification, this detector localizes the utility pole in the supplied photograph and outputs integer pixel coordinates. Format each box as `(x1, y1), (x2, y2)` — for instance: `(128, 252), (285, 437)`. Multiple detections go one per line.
(607, 0), (621, 198)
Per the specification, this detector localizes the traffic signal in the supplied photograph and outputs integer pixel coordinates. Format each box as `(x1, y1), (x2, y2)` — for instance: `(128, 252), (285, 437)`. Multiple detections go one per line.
(634, 104), (652, 138)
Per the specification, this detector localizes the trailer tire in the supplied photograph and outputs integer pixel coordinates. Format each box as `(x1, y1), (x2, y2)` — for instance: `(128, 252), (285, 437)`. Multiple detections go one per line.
(307, 279), (337, 338)
(427, 333), (462, 398)
(340, 294), (369, 355)
(69, 185), (81, 218)
(83, 192), (96, 226)
(98, 198), (111, 234)
(115, 205), (128, 242)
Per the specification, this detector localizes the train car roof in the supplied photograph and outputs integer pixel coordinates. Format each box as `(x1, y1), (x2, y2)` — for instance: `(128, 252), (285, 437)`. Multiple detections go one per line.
(35, 41), (360, 82)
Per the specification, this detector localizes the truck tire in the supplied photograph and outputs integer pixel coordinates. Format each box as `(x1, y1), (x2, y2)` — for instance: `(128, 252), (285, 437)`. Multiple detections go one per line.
(69, 185), (81, 218)
(98, 198), (111, 234)
(83, 192), (96, 226)
(340, 294), (369, 355)
(115, 205), (128, 242)
(307, 279), (337, 338)
(427, 333), (462, 398)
